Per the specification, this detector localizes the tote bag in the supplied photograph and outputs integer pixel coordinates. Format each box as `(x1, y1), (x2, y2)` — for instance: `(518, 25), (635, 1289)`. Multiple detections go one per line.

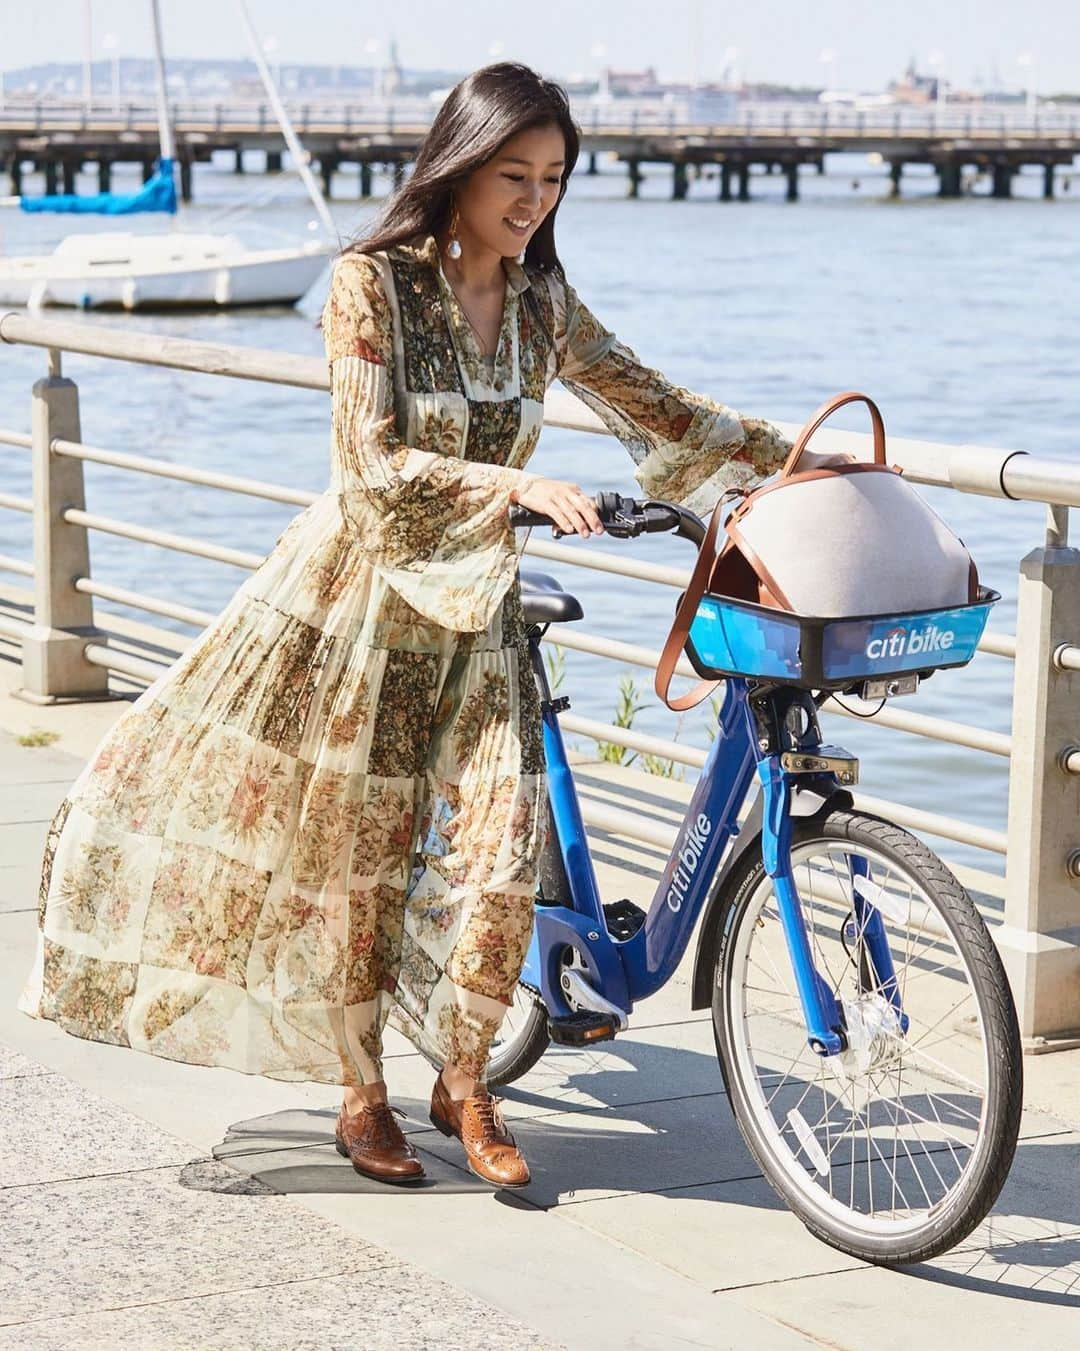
(655, 391), (978, 710)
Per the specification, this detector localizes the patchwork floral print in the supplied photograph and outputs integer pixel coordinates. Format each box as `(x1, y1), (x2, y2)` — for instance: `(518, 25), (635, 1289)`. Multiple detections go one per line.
(20, 229), (791, 1087)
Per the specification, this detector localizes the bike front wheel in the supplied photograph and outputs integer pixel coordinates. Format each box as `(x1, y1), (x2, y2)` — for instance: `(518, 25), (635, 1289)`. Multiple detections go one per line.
(712, 808), (1022, 1265)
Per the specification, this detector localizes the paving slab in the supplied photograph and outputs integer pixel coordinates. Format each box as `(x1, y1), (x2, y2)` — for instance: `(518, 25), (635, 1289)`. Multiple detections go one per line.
(0, 820), (49, 870)
(0, 1044), (48, 1079)
(728, 1240), (1080, 1351)
(0, 1161), (404, 1325)
(219, 1143), (819, 1351)
(0, 1071), (195, 1188)
(0, 779), (70, 824)
(0, 863), (40, 913)
(552, 1129), (1080, 1298)
(0, 729), (82, 786)
(0, 1051), (558, 1350)
(0, 1274), (556, 1351)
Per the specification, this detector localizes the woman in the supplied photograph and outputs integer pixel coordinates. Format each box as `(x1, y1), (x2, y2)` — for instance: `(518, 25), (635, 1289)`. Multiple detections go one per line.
(19, 62), (813, 1190)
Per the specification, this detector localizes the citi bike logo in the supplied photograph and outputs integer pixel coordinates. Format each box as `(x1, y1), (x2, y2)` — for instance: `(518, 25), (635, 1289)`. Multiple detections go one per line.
(865, 624), (955, 661)
(666, 812), (712, 913)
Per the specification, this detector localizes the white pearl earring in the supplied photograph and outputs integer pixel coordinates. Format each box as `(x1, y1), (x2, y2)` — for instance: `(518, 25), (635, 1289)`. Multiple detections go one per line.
(447, 198), (462, 259)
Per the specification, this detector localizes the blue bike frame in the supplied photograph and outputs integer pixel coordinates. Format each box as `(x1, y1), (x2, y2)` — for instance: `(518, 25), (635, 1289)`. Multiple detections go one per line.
(520, 673), (908, 1058)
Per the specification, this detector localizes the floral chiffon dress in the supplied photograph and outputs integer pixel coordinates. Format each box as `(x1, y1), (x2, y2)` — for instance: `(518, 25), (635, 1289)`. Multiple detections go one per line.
(19, 231), (792, 1087)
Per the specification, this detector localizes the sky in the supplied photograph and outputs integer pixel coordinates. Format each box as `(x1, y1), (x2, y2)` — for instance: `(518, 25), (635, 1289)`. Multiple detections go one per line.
(3, 1), (1076, 95)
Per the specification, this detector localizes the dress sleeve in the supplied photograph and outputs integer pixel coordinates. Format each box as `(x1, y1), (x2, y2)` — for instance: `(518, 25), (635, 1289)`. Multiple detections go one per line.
(546, 272), (793, 515)
(323, 250), (538, 633)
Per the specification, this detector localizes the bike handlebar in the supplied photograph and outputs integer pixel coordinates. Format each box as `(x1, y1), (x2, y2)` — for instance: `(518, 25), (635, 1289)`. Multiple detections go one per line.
(508, 491), (707, 545)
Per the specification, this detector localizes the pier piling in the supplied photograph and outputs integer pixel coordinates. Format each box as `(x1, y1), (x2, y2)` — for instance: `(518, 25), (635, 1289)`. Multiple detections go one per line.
(992, 163), (1013, 198)
(626, 158), (641, 198)
(937, 159), (962, 198)
(672, 161), (688, 200)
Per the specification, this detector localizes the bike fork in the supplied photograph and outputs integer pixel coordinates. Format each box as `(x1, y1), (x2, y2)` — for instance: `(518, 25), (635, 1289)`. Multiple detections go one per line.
(756, 755), (908, 1058)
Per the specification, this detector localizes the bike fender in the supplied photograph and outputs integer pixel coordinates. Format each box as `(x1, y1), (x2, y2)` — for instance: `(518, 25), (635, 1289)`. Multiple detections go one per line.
(688, 780), (854, 1010)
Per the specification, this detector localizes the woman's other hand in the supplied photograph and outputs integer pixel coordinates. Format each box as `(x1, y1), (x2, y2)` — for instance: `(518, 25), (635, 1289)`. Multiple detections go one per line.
(510, 477), (605, 538)
(795, 448), (859, 472)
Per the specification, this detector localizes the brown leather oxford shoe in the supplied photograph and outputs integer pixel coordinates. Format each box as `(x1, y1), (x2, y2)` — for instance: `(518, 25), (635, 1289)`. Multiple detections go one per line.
(429, 1075), (531, 1188)
(334, 1101), (426, 1183)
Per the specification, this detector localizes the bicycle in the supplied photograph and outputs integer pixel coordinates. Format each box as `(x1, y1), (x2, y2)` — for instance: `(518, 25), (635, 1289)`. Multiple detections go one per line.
(494, 490), (1022, 1267)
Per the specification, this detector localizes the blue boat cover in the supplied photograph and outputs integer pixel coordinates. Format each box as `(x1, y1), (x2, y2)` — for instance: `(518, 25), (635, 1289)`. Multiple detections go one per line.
(20, 157), (177, 215)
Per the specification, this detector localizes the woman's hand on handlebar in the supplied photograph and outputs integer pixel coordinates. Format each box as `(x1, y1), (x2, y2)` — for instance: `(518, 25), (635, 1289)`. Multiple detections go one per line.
(510, 477), (605, 538)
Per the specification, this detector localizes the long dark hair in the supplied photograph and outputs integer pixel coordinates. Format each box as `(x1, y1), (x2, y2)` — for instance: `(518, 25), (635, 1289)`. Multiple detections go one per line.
(341, 62), (580, 276)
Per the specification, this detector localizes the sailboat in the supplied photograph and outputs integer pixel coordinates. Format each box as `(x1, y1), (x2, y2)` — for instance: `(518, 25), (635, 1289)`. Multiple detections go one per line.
(0, 0), (338, 310)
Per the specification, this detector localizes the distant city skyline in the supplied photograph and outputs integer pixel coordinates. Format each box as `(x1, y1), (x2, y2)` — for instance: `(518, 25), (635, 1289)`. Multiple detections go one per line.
(3, 1), (1077, 95)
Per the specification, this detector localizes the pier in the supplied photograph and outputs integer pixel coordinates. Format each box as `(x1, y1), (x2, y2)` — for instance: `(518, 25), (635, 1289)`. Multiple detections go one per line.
(2, 99), (1079, 202)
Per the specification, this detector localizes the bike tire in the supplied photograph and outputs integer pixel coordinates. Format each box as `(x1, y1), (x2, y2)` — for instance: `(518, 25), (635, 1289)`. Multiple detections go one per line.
(711, 807), (1023, 1266)
(485, 983), (551, 1088)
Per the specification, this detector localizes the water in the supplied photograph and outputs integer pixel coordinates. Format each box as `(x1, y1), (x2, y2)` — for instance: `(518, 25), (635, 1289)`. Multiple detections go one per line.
(1, 152), (1077, 875)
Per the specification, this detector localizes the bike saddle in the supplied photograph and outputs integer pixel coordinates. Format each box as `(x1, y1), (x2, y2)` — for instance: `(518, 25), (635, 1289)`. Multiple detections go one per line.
(520, 569), (584, 625)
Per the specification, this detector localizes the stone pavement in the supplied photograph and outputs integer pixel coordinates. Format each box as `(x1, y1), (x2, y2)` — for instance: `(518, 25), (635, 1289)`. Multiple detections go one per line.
(2, 665), (1080, 1349)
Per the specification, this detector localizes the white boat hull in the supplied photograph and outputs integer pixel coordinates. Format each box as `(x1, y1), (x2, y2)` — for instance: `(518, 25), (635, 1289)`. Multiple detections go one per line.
(0, 233), (335, 310)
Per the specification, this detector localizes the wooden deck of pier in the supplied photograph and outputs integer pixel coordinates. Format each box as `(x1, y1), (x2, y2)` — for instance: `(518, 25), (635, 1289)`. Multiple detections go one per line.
(3, 103), (1078, 203)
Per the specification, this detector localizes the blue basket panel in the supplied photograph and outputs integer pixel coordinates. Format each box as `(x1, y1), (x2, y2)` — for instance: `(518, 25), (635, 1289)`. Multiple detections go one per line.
(820, 602), (993, 680)
(689, 597), (803, 679)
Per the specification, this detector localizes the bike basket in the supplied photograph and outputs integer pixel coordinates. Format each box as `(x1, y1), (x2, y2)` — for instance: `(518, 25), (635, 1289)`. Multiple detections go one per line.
(684, 586), (1000, 690)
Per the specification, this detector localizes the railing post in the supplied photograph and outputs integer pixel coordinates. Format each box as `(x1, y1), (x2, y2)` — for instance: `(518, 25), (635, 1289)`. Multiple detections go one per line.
(998, 507), (1080, 1050)
(14, 355), (112, 705)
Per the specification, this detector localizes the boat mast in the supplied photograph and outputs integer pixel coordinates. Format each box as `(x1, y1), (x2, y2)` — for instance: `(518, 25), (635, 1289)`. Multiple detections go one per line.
(235, 0), (338, 240)
(148, 0), (176, 161)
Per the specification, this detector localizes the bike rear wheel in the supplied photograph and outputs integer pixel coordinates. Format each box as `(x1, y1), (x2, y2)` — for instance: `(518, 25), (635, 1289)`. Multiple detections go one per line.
(712, 808), (1022, 1265)
(485, 981), (550, 1087)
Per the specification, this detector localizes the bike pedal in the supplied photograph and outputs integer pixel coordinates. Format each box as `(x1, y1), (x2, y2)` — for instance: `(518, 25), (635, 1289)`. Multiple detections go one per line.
(547, 1011), (619, 1047)
(603, 897), (646, 941)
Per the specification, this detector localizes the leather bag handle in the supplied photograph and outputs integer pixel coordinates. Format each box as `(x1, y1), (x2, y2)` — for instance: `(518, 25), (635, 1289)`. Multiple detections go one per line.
(781, 390), (887, 478)
(654, 495), (731, 711)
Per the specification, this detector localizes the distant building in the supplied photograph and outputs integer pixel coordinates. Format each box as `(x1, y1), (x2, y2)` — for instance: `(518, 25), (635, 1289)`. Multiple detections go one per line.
(887, 58), (939, 105)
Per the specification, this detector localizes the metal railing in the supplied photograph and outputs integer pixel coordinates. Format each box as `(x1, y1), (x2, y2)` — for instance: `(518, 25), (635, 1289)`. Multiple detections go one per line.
(1, 310), (1078, 1050)
(2, 96), (1079, 142)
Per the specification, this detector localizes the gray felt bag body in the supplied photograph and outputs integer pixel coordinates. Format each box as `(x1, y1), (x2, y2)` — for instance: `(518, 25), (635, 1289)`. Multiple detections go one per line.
(714, 391), (977, 619)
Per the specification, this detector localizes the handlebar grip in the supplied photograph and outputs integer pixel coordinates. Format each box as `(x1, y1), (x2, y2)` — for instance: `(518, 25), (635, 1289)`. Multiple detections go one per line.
(508, 504), (552, 528)
(508, 492), (704, 543)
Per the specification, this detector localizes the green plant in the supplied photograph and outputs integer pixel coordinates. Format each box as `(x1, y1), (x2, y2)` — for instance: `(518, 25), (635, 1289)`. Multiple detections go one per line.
(596, 672), (647, 765)
(703, 691), (725, 742)
(544, 644), (565, 694)
(17, 727), (61, 747)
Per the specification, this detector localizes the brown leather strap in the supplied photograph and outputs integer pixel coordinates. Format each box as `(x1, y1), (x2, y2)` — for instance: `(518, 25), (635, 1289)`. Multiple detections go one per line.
(655, 497), (731, 711)
(726, 520), (794, 610)
(782, 391), (886, 477)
